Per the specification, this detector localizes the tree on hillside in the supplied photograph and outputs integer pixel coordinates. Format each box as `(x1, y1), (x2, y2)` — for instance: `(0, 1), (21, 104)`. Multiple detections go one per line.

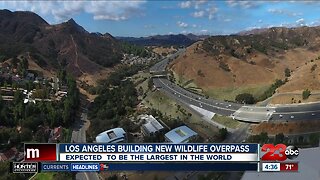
(235, 93), (255, 104)
(247, 132), (269, 144)
(285, 68), (291, 77)
(0, 96), (3, 111)
(121, 42), (151, 57)
(311, 64), (317, 72)
(259, 132), (269, 144)
(11, 56), (19, 68)
(138, 86), (144, 96)
(309, 133), (319, 146)
(302, 89), (311, 100)
(148, 78), (154, 90)
(218, 128), (228, 141)
(274, 133), (285, 144)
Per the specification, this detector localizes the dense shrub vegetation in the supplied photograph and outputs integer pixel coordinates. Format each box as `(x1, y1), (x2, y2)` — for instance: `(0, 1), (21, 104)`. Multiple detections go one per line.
(235, 93), (255, 104)
(88, 65), (143, 138)
(121, 41), (151, 57)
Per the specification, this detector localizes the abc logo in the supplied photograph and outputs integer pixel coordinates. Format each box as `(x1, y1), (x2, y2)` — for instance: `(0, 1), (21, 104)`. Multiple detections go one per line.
(261, 144), (299, 161)
(285, 145), (299, 160)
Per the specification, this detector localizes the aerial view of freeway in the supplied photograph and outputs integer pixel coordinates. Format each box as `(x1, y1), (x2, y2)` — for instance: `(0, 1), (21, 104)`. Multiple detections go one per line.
(2, 1), (320, 180)
(151, 50), (320, 123)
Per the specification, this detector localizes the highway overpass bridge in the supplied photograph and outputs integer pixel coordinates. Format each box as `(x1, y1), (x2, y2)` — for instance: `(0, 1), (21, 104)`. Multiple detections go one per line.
(231, 106), (275, 123)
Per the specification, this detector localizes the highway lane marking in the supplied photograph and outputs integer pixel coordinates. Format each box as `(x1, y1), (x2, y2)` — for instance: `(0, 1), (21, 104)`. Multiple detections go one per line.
(270, 101), (320, 108)
(85, 172), (89, 180)
(273, 109), (320, 114)
(242, 106), (276, 109)
(234, 111), (273, 114)
(223, 107), (320, 115)
(158, 78), (235, 112)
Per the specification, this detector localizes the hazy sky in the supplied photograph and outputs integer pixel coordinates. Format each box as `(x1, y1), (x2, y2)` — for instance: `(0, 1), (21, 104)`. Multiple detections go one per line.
(1, 1), (320, 37)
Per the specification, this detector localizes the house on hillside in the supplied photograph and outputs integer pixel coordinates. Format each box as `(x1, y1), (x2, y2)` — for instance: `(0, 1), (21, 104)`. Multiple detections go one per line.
(164, 126), (198, 144)
(139, 114), (164, 136)
(96, 128), (127, 143)
(48, 126), (62, 143)
(26, 72), (35, 81)
(0, 62), (10, 69)
(0, 147), (18, 161)
(51, 77), (60, 90)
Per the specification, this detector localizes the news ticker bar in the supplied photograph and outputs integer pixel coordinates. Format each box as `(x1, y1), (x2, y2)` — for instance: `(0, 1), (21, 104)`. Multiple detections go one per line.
(10, 162), (259, 173)
(24, 143), (260, 162)
(10, 162), (299, 173)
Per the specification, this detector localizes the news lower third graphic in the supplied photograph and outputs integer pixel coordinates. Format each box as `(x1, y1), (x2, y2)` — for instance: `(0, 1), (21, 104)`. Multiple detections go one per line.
(58, 143), (259, 162)
(9, 143), (301, 173)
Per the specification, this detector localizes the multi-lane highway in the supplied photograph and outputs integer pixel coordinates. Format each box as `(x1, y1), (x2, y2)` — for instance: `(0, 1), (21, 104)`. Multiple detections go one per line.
(151, 49), (320, 122)
(150, 49), (186, 73)
(271, 103), (320, 121)
(154, 78), (241, 115)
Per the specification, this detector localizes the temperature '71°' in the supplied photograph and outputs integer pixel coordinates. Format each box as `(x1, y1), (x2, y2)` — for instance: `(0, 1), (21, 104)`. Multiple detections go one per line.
(285, 164), (294, 170)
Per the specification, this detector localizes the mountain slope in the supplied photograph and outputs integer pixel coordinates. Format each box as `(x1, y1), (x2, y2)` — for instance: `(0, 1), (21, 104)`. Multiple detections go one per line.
(117, 34), (200, 47)
(169, 26), (320, 101)
(0, 10), (122, 77)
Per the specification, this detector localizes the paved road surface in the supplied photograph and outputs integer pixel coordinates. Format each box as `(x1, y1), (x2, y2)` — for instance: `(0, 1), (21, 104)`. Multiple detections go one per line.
(150, 49), (185, 72)
(154, 78), (241, 115)
(71, 97), (100, 180)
